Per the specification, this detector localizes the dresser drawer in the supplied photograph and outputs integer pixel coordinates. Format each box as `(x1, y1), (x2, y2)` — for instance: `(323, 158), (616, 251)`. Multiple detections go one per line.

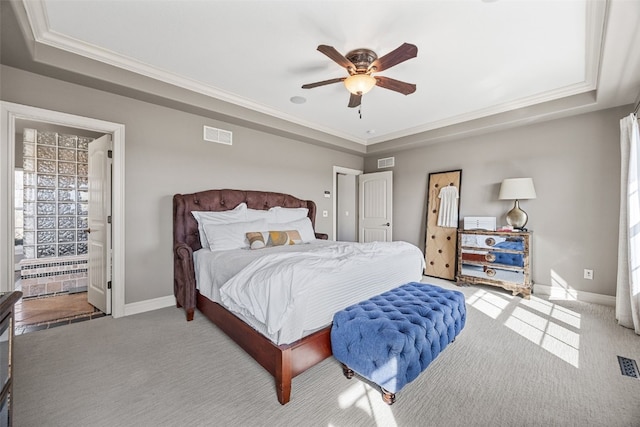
(460, 233), (524, 251)
(461, 249), (524, 268)
(460, 264), (526, 285)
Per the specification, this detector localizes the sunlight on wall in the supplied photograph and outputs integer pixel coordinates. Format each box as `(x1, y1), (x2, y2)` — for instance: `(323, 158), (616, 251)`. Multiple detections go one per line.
(336, 382), (398, 427)
(549, 269), (578, 300)
(469, 289), (581, 368)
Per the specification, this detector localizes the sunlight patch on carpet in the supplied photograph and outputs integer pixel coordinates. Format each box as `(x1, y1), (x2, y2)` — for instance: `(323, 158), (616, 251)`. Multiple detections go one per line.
(468, 288), (581, 368)
(337, 382), (398, 427)
(505, 295), (581, 368)
(467, 289), (511, 319)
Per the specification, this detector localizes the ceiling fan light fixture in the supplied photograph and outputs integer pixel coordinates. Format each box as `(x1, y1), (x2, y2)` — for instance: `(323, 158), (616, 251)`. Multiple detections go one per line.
(344, 74), (376, 95)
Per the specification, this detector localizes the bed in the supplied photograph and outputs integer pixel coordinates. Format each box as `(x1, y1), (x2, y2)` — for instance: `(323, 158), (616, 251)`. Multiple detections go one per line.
(173, 189), (424, 404)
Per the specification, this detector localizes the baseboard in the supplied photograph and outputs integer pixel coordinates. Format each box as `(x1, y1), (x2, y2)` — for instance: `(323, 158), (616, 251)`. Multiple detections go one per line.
(534, 283), (615, 307)
(123, 295), (176, 317)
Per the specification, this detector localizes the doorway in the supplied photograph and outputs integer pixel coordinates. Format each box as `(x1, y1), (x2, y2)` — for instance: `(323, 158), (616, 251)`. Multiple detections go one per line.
(12, 122), (107, 332)
(1, 101), (126, 320)
(333, 167), (393, 243)
(333, 166), (362, 241)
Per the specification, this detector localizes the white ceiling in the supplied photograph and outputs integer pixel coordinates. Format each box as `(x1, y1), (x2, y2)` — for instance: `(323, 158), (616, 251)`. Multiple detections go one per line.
(15, 0), (640, 149)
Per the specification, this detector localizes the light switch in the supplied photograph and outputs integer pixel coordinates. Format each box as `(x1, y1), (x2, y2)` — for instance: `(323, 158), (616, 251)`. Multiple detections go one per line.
(322, 210), (328, 217)
(345, 211), (349, 216)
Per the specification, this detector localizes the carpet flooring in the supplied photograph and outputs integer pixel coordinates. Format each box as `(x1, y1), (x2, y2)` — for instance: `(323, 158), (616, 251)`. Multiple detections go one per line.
(12, 279), (640, 426)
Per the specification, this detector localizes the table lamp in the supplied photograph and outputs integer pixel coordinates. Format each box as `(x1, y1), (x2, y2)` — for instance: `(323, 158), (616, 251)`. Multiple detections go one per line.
(498, 178), (536, 230)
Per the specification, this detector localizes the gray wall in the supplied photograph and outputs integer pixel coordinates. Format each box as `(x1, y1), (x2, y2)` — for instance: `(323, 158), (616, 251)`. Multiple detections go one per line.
(1, 65), (364, 304)
(365, 106), (625, 297)
(2, 63), (627, 301)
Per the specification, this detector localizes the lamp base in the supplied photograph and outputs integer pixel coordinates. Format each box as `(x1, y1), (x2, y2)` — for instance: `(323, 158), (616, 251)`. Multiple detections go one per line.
(506, 200), (528, 230)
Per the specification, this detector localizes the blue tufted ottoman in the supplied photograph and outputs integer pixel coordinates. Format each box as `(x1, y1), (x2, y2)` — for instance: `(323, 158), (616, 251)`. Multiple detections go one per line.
(330, 282), (466, 404)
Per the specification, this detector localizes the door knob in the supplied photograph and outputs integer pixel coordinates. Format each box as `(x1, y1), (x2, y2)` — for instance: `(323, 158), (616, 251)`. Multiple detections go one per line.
(383, 222), (390, 226)
(85, 228), (91, 234)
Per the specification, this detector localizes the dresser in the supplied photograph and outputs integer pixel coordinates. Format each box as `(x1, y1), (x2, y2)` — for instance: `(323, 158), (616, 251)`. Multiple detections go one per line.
(456, 230), (532, 298)
(0, 291), (22, 427)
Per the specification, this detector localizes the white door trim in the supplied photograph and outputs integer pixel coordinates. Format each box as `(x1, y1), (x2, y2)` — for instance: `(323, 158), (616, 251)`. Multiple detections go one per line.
(0, 101), (126, 318)
(332, 166), (362, 241)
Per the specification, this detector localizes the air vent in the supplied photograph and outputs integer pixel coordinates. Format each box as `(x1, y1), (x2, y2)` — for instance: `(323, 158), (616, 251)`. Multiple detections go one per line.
(203, 126), (233, 145)
(378, 157), (395, 169)
(617, 356), (640, 378)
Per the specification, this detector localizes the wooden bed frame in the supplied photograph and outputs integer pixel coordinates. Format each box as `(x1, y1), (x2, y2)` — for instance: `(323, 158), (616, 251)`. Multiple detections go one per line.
(173, 189), (330, 405)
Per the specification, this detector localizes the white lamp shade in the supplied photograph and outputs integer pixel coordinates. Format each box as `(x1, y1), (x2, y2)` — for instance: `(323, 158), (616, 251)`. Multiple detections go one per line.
(344, 74), (376, 95)
(499, 178), (537, 200)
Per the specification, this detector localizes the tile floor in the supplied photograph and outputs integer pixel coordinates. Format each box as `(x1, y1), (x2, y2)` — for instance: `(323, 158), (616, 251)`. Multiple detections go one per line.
(14, 292), (106, 335)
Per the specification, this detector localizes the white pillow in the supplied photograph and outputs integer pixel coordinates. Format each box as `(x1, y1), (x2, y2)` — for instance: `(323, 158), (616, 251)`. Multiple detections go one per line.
(192, 203), (248, 249)
(270, 206), (309, 223)
(204, 219), (268, 251)
(267, 217), (315, 242)
(246, 208), (277, 223)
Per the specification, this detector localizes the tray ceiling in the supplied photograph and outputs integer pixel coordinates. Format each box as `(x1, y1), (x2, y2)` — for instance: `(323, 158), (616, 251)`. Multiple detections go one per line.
(11, 0), (640, 151)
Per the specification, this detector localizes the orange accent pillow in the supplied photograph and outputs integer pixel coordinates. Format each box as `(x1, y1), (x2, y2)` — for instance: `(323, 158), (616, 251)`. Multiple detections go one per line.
(246, 230), (303, 249)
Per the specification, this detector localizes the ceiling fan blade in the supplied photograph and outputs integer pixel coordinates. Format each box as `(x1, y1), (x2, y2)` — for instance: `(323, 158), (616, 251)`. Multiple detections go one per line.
(348, 93), (362, 108)
(301, 77), (346, 89)
(375, 76), (416, 95)
(370, 43), (418, 72)
(317, 45), (356, 70)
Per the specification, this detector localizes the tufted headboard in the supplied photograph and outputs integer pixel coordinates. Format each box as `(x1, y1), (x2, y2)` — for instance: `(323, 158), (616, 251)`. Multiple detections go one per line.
(172, 189), (322, 320)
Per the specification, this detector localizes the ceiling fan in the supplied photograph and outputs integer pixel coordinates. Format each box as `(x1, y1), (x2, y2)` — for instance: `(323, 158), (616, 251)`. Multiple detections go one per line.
(301, 43), (418, 108)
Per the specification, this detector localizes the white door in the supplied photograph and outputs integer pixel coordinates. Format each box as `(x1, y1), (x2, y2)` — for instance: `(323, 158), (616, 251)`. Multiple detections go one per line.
(87, 134), (112, 314)
(358, 171), (393, 242)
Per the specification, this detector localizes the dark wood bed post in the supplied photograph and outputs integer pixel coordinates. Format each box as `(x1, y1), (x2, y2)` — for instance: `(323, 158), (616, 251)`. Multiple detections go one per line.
(276, 348), (293, 404)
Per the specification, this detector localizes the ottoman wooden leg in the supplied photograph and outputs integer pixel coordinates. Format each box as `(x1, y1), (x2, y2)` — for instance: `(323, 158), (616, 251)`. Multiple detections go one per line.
(381, 387), (396, 405)
(341, 363), (354, 379)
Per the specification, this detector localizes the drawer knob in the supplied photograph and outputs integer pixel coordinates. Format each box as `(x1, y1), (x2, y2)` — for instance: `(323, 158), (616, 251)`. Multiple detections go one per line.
(485, 253), (496, 262)
(485, 268), (496, 277)
(485, 237), (496, 246)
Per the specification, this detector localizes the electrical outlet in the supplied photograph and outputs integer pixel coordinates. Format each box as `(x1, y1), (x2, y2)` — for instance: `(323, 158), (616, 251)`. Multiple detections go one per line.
(584, 269), (593, 280)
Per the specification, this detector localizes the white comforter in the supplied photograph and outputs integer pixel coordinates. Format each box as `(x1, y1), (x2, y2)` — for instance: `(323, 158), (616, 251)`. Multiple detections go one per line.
(219, 241), (422, 335)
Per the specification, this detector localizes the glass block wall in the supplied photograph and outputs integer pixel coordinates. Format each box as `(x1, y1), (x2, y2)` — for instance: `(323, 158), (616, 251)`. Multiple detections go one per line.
(19, 129), (93, 297)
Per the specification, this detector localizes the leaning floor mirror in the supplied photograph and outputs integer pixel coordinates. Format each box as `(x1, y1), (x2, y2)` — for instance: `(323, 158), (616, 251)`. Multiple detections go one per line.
(424, 169), (462, 280)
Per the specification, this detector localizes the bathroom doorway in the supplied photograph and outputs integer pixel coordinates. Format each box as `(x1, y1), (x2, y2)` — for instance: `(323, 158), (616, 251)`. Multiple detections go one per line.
(13, 121), (108, 333)
(1, 101), (126, 326)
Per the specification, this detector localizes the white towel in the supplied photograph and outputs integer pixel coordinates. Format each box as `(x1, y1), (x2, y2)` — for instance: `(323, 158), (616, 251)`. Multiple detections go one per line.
(437, 185), (459, 228)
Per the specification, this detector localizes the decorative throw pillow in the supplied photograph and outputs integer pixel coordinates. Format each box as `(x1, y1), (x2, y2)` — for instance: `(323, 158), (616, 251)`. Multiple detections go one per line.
(246, 230), (303, 249)
(267, 217), (316, 242)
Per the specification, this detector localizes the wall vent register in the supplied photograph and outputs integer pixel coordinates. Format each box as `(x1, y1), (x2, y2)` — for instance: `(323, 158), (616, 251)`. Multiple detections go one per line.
(203, 126), (233, 145)
(377, 157), (395, 169)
